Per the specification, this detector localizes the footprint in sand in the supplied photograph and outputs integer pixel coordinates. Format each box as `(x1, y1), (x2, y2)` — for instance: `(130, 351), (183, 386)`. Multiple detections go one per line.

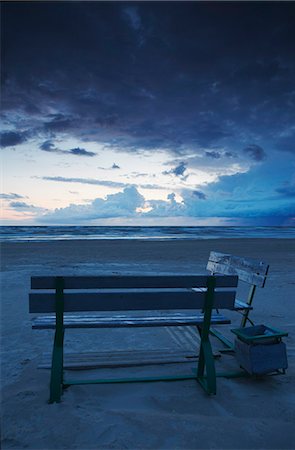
(16, 390), (36, 399)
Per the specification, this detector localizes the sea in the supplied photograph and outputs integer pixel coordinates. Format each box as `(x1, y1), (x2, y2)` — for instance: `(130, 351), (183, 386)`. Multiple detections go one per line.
(1, 226), (295, 242)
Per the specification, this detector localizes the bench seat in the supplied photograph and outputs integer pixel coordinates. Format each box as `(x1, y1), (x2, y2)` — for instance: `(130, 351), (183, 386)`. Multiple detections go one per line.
(234, 299), (253, 310)
(30, 274), (238, 402)
(32, 312), (231, 329)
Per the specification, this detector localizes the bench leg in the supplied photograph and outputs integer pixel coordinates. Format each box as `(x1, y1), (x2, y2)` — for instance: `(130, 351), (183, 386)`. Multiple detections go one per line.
(196, 331), (216, 395)
(49, 329), (64, 404)
(240, 285), (256, 328)
(195, 277), (217, 395)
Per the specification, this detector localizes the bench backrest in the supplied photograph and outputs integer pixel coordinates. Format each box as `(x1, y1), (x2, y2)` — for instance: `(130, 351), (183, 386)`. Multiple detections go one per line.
(207, 252), (269, 287)
(207, 251), (269, 327)
(29, 275), (238, 313)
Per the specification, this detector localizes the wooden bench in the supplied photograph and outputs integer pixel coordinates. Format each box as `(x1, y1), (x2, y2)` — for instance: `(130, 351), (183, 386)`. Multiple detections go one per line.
(30, 274), (238, 403)
(207, 252), (269, 350)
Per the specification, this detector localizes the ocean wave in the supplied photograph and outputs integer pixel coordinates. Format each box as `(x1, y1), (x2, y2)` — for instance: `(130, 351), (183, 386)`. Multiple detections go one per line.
(0, 226), (295, 242)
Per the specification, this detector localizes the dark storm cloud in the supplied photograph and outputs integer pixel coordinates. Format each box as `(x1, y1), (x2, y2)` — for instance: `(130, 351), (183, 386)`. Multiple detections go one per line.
(243, 145), (266, 162)
(1, 1), (295, 158)
(44, 114), (77, 132)
(0, 131), (28, 147)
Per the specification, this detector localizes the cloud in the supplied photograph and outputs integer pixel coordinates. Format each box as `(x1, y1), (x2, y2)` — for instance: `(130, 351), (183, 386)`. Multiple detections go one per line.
(39, 176), (165, 190)
(243, 145), (266, 161)
(0, 192), (25, 199)
(145, 193), (185, 217)
(40, 140), (56, 151)
(2, 2), (295, 225)
(9, 201), (46, 213)
(41, 186), (145, 222)
(205, 151), (221, 159)
(40, 176), (127, 188)
(162, 152), (249, 184)
(193, 190), (207, 200)
(44, 114), (77, 132)
(29, 177), (295, 223)
(2, 2), (294, 162)
(97, 163), (121, 170)
(9, 201), (29, 208)
(275, 134), (295, 153)
(172, 162), (187, 177)
(39, 141), (96, 157)
(276, 183), (295, 197)
(0, 130), (28, 147)
(68, 147), (95, 157)
(231, 60), (287, 84)
(123, 6), (142, 31)
(163, 161), (187, 177)
(224, 152), (235, 158)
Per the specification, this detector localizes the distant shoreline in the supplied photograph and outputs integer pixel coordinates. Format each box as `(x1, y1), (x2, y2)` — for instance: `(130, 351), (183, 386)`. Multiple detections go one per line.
(1, 225), (295, 243)
(2, 236), (295, 243)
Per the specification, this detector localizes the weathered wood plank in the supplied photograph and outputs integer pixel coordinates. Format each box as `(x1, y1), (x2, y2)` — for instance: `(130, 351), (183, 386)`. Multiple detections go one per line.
(208, 252), (269, 275)
(29, 288), (236, 313)
(38, 349), (203, 369)
(234, 299), (253, 310)
(31, 274), (238, 290)
(207, 252), (268, 287)
(31, 312), (231, 328)
(207, 261), (267, 287)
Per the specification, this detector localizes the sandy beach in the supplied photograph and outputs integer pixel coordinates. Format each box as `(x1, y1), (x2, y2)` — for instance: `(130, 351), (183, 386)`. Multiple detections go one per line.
(1, 238), (295, 449)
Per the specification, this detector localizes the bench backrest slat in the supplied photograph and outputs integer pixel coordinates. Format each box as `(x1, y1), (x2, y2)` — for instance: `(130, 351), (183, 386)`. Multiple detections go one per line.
(207, 252), (269, 287)
(31, 275), (238, 289)
(29, 288), (236, 313)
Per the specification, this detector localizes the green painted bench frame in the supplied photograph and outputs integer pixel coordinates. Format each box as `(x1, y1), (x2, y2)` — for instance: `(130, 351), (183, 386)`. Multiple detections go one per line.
(207, 252), (269, 351)
(30, 274), (238, 403)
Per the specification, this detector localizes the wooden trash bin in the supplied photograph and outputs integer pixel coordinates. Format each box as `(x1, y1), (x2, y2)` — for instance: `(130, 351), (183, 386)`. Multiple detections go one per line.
(231, 325), (288, 375)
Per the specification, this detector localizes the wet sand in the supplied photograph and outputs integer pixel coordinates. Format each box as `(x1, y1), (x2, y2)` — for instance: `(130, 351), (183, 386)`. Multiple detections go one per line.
(1, 239), (295, 449)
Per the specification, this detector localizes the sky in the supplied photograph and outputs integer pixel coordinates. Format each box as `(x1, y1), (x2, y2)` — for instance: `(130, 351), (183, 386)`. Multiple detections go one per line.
(1, 1), (295, 226)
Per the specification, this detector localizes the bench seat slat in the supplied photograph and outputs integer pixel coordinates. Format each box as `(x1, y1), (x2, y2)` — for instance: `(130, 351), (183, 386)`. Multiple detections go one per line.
(32, 312), (231, 329)
(31, 274), (238, 289)
(234, 299), (253, 310)
(29, 289), (236, 313)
